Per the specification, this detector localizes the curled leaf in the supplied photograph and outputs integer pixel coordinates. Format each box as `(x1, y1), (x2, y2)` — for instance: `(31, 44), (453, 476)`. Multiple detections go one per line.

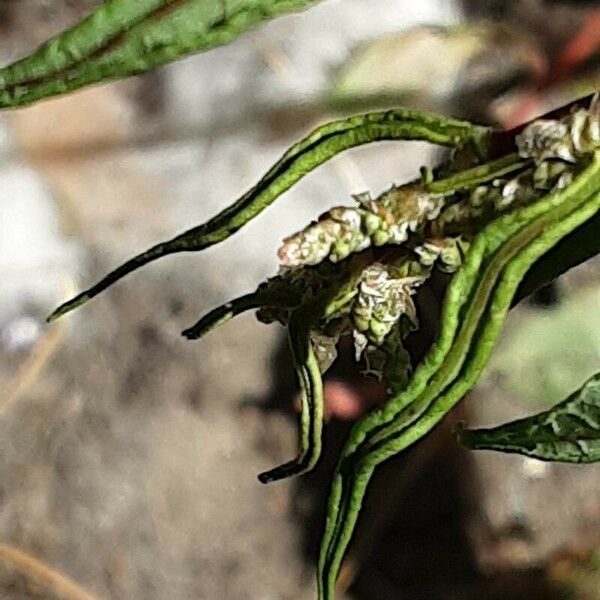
(182, 288), (300, 340)
(258, 309), (323, 483)
(458, 373), (600, 463)
(318, 160), (600, 599)
(48, 109), (487, 322)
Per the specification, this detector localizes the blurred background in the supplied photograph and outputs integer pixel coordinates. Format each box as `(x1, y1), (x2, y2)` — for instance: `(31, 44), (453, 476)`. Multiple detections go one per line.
(0, 0), (599, 598)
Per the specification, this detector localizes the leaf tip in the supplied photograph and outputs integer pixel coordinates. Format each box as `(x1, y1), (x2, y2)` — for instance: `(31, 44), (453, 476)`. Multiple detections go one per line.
(453, 421), (474, 448)
(46, 292), (90, 322)
(181, 326), (199, 340)
(257, 472), (271, 485)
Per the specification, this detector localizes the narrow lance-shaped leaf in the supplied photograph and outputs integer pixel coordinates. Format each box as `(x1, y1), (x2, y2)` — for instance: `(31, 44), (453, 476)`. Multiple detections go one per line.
(47, 109), (488, 322)
(0, 0), (322, 109)
(458, 373), (600, 463)
(181, 288), (300, 340)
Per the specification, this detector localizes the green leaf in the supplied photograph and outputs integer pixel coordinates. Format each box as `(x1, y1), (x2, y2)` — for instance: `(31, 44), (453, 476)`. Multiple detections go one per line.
(47, 108), (487, 322)
(514, 210), (600, 305)
(0, 0), (321, 109)
(458, 373), (600, 463)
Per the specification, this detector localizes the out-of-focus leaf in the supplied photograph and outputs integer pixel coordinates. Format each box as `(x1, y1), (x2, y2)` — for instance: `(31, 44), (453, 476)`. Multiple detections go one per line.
(487, 285), (600, 413)
(330, 24), (542, 114)
(458, 373), (600, 463)
(0, 0), (320, 109)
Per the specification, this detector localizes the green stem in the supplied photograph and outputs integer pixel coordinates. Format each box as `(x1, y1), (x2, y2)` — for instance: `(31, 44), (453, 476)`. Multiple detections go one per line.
(427, 153), (527, 195)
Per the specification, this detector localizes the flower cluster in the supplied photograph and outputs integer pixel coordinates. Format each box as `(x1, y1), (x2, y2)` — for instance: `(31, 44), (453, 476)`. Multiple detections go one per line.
(351, 260), (426, 352)
(432, 160), (573, 236)
(255, 250), (429, 381)
(516, 94), (599, 163)
(277, 184), (445, 267)
(255, 96), (600, 393)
